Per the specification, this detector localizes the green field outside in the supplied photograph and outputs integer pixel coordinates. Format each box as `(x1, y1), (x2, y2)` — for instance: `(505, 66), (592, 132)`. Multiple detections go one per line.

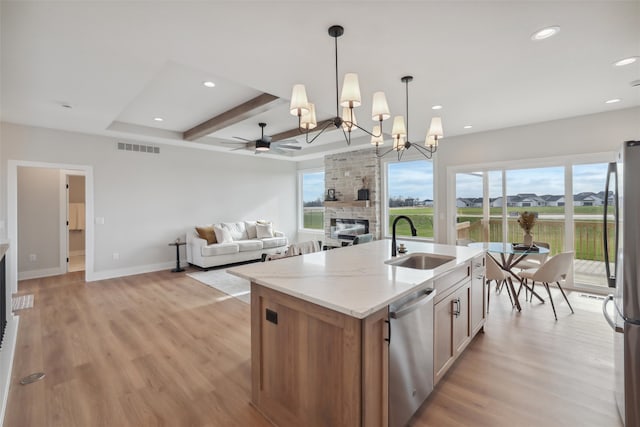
(303, 210), (324, 230)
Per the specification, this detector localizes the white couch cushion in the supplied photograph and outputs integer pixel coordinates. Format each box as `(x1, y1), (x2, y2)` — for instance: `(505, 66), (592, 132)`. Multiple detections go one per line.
(256, 222), (274, 238)
(201, 243), (239, 256)
(222, 222), (248, 240)
(213, 225), (233, 243)
(245, 221), (258, 239)
(236, 240), (263, 252)
(261, 236), (287, 249)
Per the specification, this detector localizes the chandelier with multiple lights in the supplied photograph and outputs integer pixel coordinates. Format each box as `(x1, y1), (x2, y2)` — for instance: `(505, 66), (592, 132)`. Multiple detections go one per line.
(289, 25), (391, 146)
(372, 75), (444, 160)
(289, 25), (443, 160)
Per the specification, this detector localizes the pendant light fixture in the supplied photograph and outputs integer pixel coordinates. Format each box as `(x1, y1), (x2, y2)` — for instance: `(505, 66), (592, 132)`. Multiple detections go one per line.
(372, 76), (443, 160)
(289, 25), (391, 146)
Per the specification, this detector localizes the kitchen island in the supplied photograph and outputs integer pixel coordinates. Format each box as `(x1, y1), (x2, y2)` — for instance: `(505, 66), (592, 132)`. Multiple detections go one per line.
(228, 239), (485, 427)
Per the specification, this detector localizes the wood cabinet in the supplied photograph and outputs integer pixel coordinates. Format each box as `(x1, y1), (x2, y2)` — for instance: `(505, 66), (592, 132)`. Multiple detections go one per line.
(470, 254), (486, 335)
(251, 283), (389, 427)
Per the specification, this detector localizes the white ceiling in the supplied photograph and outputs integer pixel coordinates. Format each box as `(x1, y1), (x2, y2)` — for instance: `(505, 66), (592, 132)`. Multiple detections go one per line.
(1, 1), (639, 161)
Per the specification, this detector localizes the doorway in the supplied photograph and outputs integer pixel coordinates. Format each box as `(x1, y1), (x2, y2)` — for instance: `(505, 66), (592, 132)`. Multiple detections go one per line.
(66, 174), (86, 272)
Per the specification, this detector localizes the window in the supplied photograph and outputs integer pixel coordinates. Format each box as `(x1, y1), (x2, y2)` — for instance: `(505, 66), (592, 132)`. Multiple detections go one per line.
(300, 170), (324, 230)
(386, 160), (434, 238)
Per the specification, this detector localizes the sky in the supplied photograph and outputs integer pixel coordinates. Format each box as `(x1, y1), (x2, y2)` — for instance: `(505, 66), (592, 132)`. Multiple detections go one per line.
(304, 162), (610, 202)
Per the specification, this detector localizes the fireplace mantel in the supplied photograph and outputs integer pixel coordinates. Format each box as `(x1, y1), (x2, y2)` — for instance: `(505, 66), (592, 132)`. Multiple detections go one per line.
(324, 200), (370, 208)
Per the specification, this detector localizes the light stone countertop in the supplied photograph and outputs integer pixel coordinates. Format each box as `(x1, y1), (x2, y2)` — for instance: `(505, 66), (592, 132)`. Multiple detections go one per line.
(227, 239), (483, 319)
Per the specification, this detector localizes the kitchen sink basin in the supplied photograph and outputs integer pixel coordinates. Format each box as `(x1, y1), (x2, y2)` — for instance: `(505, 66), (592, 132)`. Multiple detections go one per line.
(385, 253), (456, 270)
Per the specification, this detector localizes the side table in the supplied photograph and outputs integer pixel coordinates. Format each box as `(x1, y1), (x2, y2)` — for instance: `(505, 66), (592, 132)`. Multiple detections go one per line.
(168, 241), (186, 272)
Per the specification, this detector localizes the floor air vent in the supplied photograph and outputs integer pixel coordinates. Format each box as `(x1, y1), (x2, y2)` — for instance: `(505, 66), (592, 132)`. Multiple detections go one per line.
(117, 142), (160, 154)
(579, 294), (605, 300)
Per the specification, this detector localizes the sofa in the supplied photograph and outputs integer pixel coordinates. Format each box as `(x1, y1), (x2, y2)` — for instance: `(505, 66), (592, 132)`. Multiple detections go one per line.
(186, 220), (288, 269)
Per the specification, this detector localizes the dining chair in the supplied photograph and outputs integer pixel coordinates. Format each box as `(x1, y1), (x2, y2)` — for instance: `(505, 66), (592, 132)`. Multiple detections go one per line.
(485, 254), (516, 311)
(517, 251), (575, 320)
(516, 241), (550, 270)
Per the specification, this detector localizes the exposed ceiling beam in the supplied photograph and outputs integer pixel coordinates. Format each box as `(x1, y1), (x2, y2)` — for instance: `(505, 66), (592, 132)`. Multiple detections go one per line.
(183, 93), (279, 141)
(270, 119), (337, 142)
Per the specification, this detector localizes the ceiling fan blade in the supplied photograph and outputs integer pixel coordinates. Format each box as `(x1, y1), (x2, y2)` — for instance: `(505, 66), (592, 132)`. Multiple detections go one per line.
(233, 136), (252, 142)
(274, 144), (302, 150)
(230, 146), (247, 151)
(269, 147), (288, 155)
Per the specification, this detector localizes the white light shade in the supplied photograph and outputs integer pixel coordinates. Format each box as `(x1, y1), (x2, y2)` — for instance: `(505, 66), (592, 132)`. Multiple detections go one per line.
(371, 92), (390, 121)
(342, 107), (357, 131)
(393, 135), (406, 151)
(290, 84), (309, 116)
(301, 103), (317, 130)
(391, 116), (406, 137)
(425, 134), (438, 147)
(340, 73), (362, 108)
(370, 125), (384, 146)
(427, 117), (443, 140)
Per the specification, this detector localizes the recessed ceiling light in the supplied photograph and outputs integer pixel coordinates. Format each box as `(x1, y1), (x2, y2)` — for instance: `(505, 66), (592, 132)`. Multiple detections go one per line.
(613, 56), (639, 67)
(432, 105), (443, 110)
(605, 98), (621, 104)
(153, 117), (164, 122)
(463, 125), (473, 129)
(203, 81), (216, 88)
(531, 26), (560, 41)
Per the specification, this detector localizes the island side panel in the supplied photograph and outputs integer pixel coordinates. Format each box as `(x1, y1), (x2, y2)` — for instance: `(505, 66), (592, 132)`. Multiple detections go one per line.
(362, 306), (389, 427)
(251, 282), (363, 427)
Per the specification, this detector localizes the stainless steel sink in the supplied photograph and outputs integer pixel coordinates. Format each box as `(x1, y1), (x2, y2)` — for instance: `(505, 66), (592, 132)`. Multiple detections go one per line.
(385, 253), (456, 270)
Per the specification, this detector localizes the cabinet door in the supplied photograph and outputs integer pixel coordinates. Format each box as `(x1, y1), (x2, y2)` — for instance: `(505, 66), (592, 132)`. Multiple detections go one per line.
(470, 255), (486, 335)
(433, 297), (454, 384)
(452, 283), (471, 355)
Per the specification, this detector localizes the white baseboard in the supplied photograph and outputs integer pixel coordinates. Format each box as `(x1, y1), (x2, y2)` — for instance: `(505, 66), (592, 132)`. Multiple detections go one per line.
(18, 266), (65, 281)
(88, 261), (175, 282)
(0, 315), (19, 427)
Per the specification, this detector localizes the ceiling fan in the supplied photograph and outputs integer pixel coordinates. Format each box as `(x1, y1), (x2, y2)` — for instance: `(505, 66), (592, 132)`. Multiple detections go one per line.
(227, 122), (302, 154)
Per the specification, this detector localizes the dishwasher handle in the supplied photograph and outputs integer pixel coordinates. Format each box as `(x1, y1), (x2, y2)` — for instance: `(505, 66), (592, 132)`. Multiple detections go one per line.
(390, 290), (436, 320)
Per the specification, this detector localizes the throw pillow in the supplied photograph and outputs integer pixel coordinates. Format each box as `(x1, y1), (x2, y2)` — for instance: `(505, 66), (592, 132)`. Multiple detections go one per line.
(195, 226), (217, 245)
(213, 225), (233, 243)
(256, 222), (274, 239)
(245, 221), (258, 239)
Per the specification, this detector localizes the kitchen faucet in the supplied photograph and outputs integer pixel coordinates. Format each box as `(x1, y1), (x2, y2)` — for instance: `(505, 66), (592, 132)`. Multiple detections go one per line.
(391, 215), (417, 257)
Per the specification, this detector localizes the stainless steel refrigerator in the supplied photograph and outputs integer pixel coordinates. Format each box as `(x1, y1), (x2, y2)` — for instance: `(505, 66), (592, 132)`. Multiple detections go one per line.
(603, 140), (640, 427)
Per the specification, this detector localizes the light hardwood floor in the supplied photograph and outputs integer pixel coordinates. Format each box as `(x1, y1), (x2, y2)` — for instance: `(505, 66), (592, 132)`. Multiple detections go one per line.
(6, 269), (622, 427)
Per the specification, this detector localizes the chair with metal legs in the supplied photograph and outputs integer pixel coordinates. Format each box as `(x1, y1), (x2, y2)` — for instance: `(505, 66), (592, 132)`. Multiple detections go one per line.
(517, 251), (575, 320)
(485, 254), (516, 311)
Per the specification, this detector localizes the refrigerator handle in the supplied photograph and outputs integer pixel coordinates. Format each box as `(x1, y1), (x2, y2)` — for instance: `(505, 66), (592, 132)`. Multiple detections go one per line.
(603, 162), (618, 288)
(602, 295), (623, 333)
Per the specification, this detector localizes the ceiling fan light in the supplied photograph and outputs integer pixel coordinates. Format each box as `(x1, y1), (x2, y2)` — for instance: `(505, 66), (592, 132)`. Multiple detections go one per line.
(370, 125), (384, 146)
(371, 91), (390, 121)
(290, 84), (309, 116)
(340, 73), (362, 108)
(391, 116), (407, 138)
(300, 102), (317, 130)
(342, 107), (357, 131)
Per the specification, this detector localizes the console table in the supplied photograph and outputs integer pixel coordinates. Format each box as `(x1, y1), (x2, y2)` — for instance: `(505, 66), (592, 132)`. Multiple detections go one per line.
(168, 241), (186, 272)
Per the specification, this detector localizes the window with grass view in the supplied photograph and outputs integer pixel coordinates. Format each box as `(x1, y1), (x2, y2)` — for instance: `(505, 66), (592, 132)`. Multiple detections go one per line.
(387, 160), (434, 238)
(301, 171), (324, 230)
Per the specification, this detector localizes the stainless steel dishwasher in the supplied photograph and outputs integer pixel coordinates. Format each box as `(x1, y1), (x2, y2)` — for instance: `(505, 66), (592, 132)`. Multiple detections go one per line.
(388, 286), (436, 427)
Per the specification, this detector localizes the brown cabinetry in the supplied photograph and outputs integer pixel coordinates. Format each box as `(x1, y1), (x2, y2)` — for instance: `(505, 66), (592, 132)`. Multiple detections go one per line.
(251, 283), (389, 427)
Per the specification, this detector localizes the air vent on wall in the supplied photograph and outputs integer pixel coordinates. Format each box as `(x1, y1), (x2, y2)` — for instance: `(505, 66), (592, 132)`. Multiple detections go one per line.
(117, 142), (160, 154)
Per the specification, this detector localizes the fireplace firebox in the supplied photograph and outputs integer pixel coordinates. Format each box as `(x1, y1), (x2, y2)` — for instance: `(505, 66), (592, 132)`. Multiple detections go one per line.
(330, 218), (370, 241)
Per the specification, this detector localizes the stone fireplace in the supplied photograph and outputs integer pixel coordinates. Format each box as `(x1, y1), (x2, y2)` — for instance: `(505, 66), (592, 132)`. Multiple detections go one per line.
(324, 148), (381, 247)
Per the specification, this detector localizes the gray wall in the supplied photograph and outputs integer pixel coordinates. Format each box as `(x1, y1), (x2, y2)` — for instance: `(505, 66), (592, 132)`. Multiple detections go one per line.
(17, 167), (61, 273)
(1, 122), (298, 279)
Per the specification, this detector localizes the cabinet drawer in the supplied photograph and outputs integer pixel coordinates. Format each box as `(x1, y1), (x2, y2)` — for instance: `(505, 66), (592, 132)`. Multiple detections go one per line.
(433, 263), (470, 304)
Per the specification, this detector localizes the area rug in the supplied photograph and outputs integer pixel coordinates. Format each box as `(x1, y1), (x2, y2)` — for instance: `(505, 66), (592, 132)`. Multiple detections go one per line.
(186, 269), (250, 304)
(12, 294), (34, 311)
